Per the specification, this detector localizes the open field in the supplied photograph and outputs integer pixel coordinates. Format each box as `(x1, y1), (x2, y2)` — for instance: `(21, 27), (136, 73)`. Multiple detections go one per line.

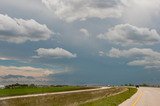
(81, 88), (137, 106)
(0, 87), (126, 106)
(0, 86), (94, 97)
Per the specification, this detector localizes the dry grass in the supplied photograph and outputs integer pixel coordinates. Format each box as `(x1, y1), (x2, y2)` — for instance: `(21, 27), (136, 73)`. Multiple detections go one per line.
(0, 86), (93, 97)
(0, 87), (125, 106)
(81, 87), (137, 106)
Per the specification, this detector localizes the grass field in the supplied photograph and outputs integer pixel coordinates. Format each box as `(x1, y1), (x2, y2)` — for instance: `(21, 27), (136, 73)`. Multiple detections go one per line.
(81, 87), (137, 106)
(0, 87), (126, 106)
(0, 86), (93, 97)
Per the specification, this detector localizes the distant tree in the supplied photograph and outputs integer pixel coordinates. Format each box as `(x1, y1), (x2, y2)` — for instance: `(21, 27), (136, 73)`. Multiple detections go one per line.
(141, 83), (148, 87)
(128, 83), (133, 86)
(124, 84), (128, 86)
(29, 84), (36, 87)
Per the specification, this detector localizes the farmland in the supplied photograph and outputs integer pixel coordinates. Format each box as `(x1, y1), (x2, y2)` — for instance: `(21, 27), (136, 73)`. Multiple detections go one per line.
(0, 86), (93, 97)
(0, 87), (128, 106)
(81, 87), (137, 106)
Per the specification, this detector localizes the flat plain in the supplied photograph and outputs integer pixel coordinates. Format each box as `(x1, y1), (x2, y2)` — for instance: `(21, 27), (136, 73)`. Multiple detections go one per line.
(0, 87), (130, 106)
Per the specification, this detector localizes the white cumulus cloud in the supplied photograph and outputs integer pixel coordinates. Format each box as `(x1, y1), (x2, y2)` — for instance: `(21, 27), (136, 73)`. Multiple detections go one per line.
(107, 48), (160, 71)
(80, 28), (90, 37)
(99, 51), (105, 56)
(0, 57), (13, 60)
(0, 66), (55, 77)
(0, 65), (71, 85)
(121, 0), (160, 25)
(35, 47), (77, 58)
(42, 0), (123, 22)
(0, 14), (52, 43)
(98, 24), (160, 45)
(42, 0), (160, 24)
(0, 66), (70, 84)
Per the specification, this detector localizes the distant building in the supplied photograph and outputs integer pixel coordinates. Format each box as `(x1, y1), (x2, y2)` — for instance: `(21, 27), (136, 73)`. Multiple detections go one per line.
(0, 85), (5, 89)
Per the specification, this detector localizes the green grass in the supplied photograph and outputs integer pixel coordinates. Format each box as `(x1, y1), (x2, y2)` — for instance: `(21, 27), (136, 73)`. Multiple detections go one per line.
(0, 86), (93, 97)
(0, 87), (126, 106)
(81, 88), (137, 106)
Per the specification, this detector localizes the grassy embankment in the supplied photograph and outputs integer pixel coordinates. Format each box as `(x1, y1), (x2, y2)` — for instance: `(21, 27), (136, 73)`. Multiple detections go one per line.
(0, 86), (94, 97)
(81, 87), (137, 106)
(0, 87), (125, 106)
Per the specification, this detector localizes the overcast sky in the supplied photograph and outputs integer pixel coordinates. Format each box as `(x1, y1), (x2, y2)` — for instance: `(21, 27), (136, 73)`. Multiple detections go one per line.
(0, 0), (160, 85)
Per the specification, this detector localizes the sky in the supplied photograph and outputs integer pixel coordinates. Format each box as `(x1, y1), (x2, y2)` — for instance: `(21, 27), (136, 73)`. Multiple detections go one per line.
(0, 0), (160, 85)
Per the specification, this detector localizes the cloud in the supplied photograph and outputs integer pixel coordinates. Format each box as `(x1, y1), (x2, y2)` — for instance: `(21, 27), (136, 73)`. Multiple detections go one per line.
(0, 14), (52, 43)
(107, 48), (160, 71)
(121, 0), (160, 25)
(1, 75), (34, 80)
(0, 56), (17, 60)
(99, 51), (105, 56)
(42, 0), (160, 25)
(42, 0), (123, 22)
(0, 74), (47, 85)
(0, 66), (55, 77)
(0, 57), (12, 60)
(80, 28), (90, 37)
(107, 48), (160, 58)
(34, 47), (77, 58)
(98, 24), (160, 45)
(0, 65), (71, 85)
(128, 60), (160, 69)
